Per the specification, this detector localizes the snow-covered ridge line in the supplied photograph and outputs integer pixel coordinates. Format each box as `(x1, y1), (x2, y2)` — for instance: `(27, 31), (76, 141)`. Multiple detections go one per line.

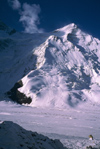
(0, 121), (66, 149)
(1, 21), (100, 108)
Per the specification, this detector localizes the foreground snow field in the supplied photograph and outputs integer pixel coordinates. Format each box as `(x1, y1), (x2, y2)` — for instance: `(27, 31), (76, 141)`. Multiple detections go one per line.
(0, 101), (100, 149)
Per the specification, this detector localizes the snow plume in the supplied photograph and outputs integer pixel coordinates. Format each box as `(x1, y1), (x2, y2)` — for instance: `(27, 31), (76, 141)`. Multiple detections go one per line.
(20, 3), (43, 33)
(8, 0), (43, 33)
(8, 0), (21, 10)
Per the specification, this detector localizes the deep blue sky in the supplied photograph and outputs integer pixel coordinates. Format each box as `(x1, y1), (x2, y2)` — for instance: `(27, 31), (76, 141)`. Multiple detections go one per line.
(0, 0), (100, 39)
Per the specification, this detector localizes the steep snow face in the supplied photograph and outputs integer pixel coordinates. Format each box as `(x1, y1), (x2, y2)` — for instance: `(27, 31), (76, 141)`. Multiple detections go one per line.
(0, 29), (50, 96)
(1, 22), (100, 108)
(18, 24), (100, 107)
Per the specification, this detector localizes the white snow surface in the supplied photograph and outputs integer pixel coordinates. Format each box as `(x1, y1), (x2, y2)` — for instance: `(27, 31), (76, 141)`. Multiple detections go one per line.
(1, 22), (100, 148)
(0, 101), (100, 149)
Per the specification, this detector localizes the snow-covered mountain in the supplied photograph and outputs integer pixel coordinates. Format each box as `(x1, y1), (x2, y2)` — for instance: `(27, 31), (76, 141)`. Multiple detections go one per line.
(1, 21), (100, 108)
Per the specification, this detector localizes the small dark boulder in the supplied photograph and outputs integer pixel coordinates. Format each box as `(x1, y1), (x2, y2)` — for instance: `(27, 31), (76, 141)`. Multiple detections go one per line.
(7, 80), (32, 104)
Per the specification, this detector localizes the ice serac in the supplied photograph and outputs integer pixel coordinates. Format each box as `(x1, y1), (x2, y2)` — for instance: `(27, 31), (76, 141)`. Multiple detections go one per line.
(1, 22), (100, 108)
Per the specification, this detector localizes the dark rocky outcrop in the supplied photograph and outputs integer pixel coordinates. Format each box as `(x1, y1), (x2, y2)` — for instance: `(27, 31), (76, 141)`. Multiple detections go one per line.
(7, 80), (32, 104)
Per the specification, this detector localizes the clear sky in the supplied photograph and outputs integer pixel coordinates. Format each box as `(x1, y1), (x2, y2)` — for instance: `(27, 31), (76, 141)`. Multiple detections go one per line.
(0, 0), (100, 39)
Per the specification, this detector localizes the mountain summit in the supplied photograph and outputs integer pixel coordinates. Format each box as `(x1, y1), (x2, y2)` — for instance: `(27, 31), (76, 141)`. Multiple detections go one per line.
(0, 22), (100, 108)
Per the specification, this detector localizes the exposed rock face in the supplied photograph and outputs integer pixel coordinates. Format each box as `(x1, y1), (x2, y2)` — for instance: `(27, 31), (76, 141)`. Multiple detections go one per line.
(7, 80), (32, 104)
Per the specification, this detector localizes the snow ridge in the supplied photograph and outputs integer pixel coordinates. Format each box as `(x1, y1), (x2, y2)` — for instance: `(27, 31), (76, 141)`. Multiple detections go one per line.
(0, 121), (66, 149)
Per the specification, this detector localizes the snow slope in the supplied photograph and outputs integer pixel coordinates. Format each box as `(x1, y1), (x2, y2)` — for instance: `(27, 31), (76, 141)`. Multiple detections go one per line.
(0, 121), (66, 149)
(1, 21), (100, 108)
(0, 23), (50, 96)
